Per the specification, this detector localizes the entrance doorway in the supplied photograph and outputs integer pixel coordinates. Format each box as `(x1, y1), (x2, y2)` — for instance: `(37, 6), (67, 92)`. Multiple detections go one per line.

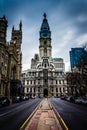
(44, 88), (48, 97)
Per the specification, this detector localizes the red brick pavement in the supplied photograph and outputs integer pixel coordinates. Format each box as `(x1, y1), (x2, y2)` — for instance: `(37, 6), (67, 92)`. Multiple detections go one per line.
(51, 125), (59, 130)
(25, 99), (63, 130)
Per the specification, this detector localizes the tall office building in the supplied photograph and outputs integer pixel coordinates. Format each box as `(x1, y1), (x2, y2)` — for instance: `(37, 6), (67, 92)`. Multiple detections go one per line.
(70, 47), (87, 70)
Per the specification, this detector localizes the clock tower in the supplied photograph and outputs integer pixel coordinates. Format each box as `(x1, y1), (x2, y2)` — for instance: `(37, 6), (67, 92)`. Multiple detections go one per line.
(39, 13), (52, 60)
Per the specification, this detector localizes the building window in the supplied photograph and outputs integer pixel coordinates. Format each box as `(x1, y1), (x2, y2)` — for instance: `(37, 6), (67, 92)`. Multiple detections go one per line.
(44, 41), (47, 46)
(38, 87), (40, 92)
(38, 79), (40, 84)
(62, 80), (64, 84)
(59, 88), (61, 92)
(23, 80), (25, 85)
(34, 88), (35, 93)
(22, 73), (25, 78)
(28, 72), (31, 76)
(44, 79), (47, 84)
(32, 72), (35, 76)
(27, 80), (29, 85)
(44, 48), (47, 56)
(56, 88), (58, 92)
(45, 64), (46, 68)
(27, 88), (29, 92)
(34, 80), (36, 85)
(56, 80), (57, 84)
(30, 80), (32, 84)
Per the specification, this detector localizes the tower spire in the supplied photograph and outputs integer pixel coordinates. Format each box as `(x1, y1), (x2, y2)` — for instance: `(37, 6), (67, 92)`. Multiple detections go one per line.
(40, 13), (51, 39)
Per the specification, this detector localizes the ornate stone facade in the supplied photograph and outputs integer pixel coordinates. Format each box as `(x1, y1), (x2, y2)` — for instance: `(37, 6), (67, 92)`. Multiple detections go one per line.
(22, 14), (67, 97)
(0, 16), (22, 97)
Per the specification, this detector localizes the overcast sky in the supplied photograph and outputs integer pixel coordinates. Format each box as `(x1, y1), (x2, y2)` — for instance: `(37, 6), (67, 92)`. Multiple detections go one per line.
(0, 0), (87, 71)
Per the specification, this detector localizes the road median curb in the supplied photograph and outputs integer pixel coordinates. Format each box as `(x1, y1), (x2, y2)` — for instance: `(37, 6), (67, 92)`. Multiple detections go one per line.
(19, 100), (43, 130)
(49, 100), (69, 130)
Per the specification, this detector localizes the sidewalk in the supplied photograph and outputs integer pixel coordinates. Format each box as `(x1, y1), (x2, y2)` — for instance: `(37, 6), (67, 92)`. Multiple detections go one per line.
(24, 98), (63, 130)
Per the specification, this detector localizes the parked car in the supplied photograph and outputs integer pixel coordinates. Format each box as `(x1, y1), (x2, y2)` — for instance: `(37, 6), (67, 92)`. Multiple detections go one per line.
(75, 97), (84, 104)
(66, 96), (77, 103)
(22, 96), (29, 101)
(60, 95), (68, 100)
(12, 96), (22, 103)
(0, 97), (10, 106)
(81, 98), (87, 105)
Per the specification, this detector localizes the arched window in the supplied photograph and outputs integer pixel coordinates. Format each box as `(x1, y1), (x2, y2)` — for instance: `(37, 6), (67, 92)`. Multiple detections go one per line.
(44, 41), (47, 46)
(44, 48), (47, 56)
(45, 64), (46, 68)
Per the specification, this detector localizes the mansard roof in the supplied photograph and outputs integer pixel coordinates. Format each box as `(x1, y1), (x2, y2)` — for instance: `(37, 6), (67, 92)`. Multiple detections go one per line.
(40, 13), (50, 31)
(52, 58), (63, 62)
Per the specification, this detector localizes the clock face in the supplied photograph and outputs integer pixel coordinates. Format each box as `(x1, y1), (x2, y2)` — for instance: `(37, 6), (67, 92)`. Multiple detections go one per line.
(40, 32), (50, 38)
(43, 33), (47, 37)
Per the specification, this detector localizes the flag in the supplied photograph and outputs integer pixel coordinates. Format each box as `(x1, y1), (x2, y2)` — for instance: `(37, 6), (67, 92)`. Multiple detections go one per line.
(30, 87), (32, 93)
(18, 83), (22, 88)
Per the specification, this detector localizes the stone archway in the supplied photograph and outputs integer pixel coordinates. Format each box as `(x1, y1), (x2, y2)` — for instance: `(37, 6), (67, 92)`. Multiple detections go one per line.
(44, 88), (48, 97)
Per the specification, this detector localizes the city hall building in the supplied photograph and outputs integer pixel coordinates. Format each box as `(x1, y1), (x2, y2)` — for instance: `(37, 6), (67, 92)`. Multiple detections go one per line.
(22, 13), (67, 97)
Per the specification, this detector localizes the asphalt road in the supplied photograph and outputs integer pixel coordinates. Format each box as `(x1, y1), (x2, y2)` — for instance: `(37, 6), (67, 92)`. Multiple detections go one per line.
(50, 98), (87, 130)
(0, 98), (87, 130)
(0, 98), (42, 130)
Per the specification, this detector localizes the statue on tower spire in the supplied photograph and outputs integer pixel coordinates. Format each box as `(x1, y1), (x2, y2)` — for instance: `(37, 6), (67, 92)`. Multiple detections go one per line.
(43, 13), (47, 19)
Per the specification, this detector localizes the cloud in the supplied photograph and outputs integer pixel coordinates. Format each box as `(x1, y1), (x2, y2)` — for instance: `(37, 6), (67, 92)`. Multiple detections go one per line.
(65, 61), (70, 72)
(22, 63), (30, 71)
(76, 34), (87, 46)
(1, 0), (87, 72)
